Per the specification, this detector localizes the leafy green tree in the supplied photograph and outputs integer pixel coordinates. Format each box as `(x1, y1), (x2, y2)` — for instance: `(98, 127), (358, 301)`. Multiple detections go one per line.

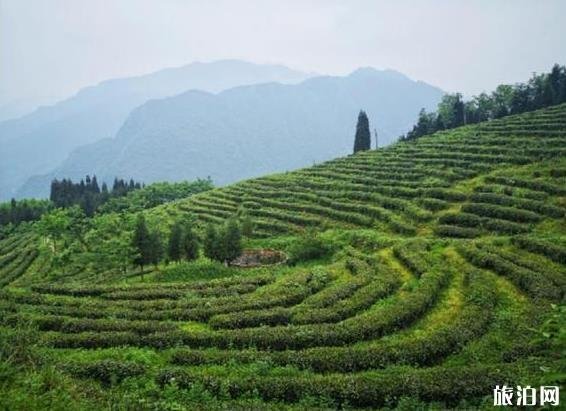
(405, 109), (437, 140)
(223, 218), (242, 262)
(437, 93), (465, 128)
(36, 208), (72, 255)
(182, 226), (199, 261)
(510, 84), (532, 114)
(147, 230), (164, 269)
(98, 179), (213, 214)
(400, 63), (566, 142)
(167, 222), (184, 263)
(0, 198), (52, 227)
(203, 223), (222, 261)
(353, 110), (371, 153)
(491, 84), (514, 118)
(132, 214), (151, 270)
(36, 207), (89, 276)
(472, 92), (494, 121)
(85, 213), (136, 274)
(241, 215), (254, 237)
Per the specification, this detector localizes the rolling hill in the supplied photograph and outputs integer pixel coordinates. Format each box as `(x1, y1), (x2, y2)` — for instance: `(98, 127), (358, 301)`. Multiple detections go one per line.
(17, 68), (443, 199)
(0, 103), (564, 409)
(0, 60), (313, 201)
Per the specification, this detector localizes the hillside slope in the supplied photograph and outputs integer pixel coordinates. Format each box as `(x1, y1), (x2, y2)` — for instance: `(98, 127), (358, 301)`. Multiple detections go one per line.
(0, 104), (564, 409)
(17, 68), (444, 199)
(156, 103), (566, 239)
(0, 60), (312, 200)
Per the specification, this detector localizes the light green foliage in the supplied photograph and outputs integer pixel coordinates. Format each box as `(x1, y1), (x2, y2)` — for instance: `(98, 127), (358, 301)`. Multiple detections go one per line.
(182, 226), (199, 261)
(84, 213), (137, 274)
(223, 218), (242, 262)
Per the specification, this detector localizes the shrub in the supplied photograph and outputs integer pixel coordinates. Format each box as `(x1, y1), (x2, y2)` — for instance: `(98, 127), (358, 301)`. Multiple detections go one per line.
(462, 203), (541, 223)
(392, 242), (431, 277)
(418, 198), (449, 211)
(288, 231), (334, 264)
(62, 360), (145, 385)
(435, 225), (482, 238)
(156, 364), (517, 408)
(550, 168), (566, 178)
(471, 192), (564, 218)
(170, 269), (496, 372)
(457, 244), (561, 301)
(512, 236), (566, 264)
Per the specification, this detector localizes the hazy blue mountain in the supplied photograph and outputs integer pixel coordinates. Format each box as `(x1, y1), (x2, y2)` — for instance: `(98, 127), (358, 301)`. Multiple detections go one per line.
(0, 96), (59, 122)
(0, 60), (312, 200)
(17, 68), (443, 199)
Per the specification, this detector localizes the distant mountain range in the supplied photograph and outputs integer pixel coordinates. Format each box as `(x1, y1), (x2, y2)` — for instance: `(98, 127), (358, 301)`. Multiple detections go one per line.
(14, 66), (443, 199)
(0, 60), (312, 200)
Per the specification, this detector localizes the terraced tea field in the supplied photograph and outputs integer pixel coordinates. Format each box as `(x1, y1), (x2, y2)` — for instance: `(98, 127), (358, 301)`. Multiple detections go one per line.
(1, 104), (565, 409)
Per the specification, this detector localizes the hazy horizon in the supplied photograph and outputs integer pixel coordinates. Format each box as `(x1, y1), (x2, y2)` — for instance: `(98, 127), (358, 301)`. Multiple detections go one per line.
(2, 0), (565, 115)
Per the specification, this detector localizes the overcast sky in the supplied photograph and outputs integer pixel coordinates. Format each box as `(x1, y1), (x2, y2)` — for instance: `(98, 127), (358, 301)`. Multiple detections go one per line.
(1, 0), (565, 108)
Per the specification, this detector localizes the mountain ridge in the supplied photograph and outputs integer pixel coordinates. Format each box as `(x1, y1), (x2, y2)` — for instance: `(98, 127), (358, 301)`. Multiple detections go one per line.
(0, 60), (313, 200)
(16, 67), (444, 198)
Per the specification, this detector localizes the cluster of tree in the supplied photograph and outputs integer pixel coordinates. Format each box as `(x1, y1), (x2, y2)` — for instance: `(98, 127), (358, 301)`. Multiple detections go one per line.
(401, 64), (566, 141)
(131, 215), (245, 271)
(98, 179), (213, 214)
(0, 198), (52, 226)
(50, 176), (143, 216)
(36, 206), (90, 275)
(203, 219), (243, 263)
(131, 215), (163, 271)
(167, 221), (200, 263)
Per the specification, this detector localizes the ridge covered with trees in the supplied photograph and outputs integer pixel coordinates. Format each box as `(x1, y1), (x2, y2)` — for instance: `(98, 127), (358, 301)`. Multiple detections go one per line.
(50, 176), (143, 216)
(0, 178), (213, 229)
(401, 63), (566, 141)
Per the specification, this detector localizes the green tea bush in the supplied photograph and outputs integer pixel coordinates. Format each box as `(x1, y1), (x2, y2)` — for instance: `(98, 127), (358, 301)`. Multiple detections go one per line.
(435, 225), (482, 238)
(457, 244), (561, 300)
(512, 236), (566, 264)
(485, 176), (566, 195)
(462, 203), (541, 223)
(288, 232), (334, 264)
(471, 192), (564, 218)
(62, 360), (145, 385)
(157, 364), (516, 408)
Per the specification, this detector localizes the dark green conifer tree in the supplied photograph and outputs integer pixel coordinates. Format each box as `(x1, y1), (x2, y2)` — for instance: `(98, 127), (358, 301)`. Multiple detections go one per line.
(132, 214), (151, 270)
(353, 110), (371, 153)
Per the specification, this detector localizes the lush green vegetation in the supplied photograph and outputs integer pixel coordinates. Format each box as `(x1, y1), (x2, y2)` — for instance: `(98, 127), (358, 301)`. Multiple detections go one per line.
(0, 104), (565, 409)
(402, 64), (566, 141)
(0, 178), (213, 231)
(0, 198), (53, 227)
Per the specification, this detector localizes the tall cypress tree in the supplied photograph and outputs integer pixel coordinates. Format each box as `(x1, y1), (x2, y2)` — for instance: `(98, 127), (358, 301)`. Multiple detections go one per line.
(353, 110), (371, 153)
